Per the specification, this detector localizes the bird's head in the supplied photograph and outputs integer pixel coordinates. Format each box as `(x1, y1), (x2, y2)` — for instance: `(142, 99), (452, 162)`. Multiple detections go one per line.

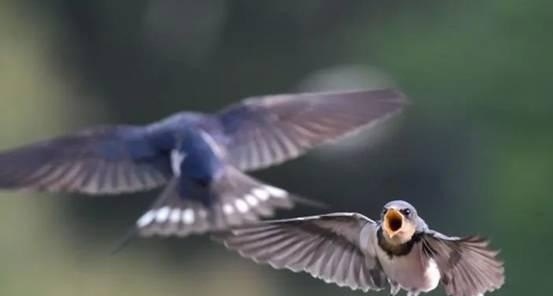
(380, 200), (419, 245)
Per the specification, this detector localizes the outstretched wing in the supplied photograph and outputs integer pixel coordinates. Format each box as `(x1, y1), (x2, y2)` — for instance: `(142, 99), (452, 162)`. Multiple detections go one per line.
(215, 89), (407, 171)
(421, 231), (505, 296)
(0, 126), (172, 194)
(216, 213), (387, 292)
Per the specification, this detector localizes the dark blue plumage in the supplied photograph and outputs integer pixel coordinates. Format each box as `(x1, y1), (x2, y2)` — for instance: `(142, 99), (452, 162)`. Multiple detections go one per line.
(177, 128), (225, 182)
(0, 89), (407, 237)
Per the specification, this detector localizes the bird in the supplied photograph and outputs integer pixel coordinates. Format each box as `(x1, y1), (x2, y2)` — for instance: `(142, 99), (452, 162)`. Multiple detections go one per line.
(216, 200), (505, 296)
(0, 89), (406, 237)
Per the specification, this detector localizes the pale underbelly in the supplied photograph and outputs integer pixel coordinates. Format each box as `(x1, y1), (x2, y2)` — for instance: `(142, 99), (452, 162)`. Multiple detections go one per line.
(377, 250), (441, 293)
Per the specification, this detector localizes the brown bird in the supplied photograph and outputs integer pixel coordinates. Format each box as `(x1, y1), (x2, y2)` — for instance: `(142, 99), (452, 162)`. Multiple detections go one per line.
(217, 200), (505, 296)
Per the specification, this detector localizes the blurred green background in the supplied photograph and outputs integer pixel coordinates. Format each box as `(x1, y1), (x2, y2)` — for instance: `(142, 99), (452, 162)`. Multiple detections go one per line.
(0, 1), (551, 295)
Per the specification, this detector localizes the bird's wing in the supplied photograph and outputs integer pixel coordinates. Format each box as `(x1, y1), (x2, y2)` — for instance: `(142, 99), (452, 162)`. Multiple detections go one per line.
(0, 125), (172, 194)
(420, 230), (505, 296)
(215, 212), (387, 292)
(214, 89), (407, 171)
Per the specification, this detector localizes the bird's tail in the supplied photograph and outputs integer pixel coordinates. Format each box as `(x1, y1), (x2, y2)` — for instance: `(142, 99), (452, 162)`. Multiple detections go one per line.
(133, 167), (321, 238)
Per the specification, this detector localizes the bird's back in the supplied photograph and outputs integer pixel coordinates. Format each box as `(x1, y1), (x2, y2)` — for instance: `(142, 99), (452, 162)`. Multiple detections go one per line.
(178, 128), (225, 183)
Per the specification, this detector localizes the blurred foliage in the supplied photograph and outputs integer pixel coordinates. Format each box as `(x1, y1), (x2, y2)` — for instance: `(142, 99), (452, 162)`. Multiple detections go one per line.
(0, 0), (552, 295)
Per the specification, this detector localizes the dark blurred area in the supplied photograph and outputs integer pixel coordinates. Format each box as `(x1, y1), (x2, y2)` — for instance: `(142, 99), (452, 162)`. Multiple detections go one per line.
(0, 0), (551, 295)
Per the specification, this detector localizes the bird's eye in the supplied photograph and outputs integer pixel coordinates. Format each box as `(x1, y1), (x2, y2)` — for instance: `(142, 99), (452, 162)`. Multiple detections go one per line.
(401, 208), (411, 216)
(381, 209), (388, 216)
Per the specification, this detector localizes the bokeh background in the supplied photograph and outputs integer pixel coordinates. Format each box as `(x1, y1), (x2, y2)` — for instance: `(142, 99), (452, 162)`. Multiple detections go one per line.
(0, 1), (551, 295)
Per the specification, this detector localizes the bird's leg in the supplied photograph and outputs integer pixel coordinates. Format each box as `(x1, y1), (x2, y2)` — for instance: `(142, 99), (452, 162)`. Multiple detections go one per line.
(388, 280), (401, 296)
(406, 291), (419, 296)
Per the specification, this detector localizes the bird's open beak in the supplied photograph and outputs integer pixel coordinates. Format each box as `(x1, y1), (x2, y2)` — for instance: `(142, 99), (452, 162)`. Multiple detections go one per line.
(383, 209), (404, 238)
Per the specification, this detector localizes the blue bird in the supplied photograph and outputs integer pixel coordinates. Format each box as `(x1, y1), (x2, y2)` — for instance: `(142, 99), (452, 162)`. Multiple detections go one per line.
(0, 89), (406, 237)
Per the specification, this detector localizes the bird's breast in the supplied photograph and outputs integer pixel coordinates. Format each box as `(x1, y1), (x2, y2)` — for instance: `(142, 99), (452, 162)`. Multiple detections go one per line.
(376, 244), (440, 293)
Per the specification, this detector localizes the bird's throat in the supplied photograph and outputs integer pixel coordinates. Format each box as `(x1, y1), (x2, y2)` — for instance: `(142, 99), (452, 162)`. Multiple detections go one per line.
(377, 227), (421, 257)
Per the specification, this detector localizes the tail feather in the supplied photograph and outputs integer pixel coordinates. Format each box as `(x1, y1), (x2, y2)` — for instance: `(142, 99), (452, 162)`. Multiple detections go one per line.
(135, 179), (210, 237)
(134, 167), (301, 237)
(212, 167), (294, 226)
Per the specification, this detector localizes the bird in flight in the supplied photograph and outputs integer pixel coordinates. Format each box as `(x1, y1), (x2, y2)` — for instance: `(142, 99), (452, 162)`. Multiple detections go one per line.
(0, 89), (406, 237)
(217, 200), (504, 296)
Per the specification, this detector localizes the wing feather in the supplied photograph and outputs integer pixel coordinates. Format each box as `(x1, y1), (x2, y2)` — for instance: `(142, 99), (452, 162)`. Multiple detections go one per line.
(216, 213), (387, 292)
(421, 232), (505, 296)
(215, 89), (407, 171)
(0, 126), (172, 194)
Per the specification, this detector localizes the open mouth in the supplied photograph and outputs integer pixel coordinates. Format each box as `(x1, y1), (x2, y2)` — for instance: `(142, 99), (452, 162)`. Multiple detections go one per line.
(384, 209), (404, 234)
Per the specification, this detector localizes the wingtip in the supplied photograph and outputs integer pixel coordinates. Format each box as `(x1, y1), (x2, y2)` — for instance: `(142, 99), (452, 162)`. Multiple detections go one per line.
(252, 87), (411, 104)
(375, 88), (410, 105)
(327, 88), (410, 105)
(333, 87), (411, 110)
